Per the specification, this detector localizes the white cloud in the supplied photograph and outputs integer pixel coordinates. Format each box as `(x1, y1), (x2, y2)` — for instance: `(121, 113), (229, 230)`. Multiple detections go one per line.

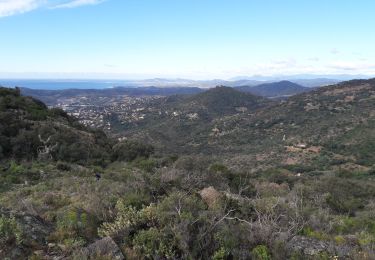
(0, 0), (43, 17)
(0, 0), (105, 17)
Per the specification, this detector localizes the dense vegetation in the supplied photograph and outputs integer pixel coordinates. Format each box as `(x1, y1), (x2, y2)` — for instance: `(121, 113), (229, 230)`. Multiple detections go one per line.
(0, 80), (375, 259)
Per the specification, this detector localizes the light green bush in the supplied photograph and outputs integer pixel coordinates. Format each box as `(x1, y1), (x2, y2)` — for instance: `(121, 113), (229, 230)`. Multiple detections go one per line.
(0, 214), (23, 245)
(251, 245), (271, 260)
(132, 227), (176, 258)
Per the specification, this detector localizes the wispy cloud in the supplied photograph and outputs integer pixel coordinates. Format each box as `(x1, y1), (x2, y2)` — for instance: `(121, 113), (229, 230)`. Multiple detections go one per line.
(0, 0), (105, 17)
(51, 0), (106, 9)
(308, 57), (320, 62)
(328, 61), (375, 71)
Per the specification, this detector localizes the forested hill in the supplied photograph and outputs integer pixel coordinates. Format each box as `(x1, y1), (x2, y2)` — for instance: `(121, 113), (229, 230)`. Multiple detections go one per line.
(113, 86), (271, 152)
(236, 80), (310, 98)
(0, 87), (112, 165)
(121, 78), (375, 168)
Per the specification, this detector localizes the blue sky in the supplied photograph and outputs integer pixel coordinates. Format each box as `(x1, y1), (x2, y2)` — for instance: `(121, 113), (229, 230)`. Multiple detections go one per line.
(0, 0), (375, 79)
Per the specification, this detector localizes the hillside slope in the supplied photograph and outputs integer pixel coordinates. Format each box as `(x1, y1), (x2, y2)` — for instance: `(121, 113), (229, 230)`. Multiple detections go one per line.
(113, 86), (271, 153)
(213, 78), (375, 168)
(0, 87), (112, 165)
(120, 79), (375, 169)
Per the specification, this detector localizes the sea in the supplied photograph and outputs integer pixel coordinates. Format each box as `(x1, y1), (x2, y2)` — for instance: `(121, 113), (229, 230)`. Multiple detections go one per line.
(0, 79), (130, 90)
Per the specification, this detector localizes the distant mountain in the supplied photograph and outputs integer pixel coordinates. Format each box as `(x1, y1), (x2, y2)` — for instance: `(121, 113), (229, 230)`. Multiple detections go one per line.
(290, 78), (340, 88)
(236, 80), (310, 98)
(229, 74), (373, 82)
(181, 86), (268, 115)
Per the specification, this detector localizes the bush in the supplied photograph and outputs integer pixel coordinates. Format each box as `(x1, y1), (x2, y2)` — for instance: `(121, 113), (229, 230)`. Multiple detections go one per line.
(132, 228), (177, 258)
(326, 193), (364, 215)
(251, 245), (271, 260)
(212, 247), (228, 260)
(112, 141), (154, 162)
(56, 161), (72, 171)
(299, 227), (330, 241)
(98, 200), (156, 239)
(120, 191), (152, 210)
(50, 208), (97, 245)
(0, 215), (23, 245)
(133, 158), (157, 173)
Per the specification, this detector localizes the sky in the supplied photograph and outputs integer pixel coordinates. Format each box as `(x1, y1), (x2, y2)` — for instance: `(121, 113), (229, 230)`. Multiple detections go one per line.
(0, 0), (375, 80)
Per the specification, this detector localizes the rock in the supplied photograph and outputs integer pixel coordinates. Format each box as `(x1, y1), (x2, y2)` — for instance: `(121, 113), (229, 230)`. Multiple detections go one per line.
(287, 236), (335, 256)
(80, 237), (124, 260)
(0, 207), (54, 259)
(199, 186), (222, 208)
(286, 235), (363, 258)
(48, 243), (56, 248)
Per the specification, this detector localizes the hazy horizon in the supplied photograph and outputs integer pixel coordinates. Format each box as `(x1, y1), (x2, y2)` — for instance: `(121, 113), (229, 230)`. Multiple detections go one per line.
(1, 0), (375, 79)
(0, 73), (374, 81)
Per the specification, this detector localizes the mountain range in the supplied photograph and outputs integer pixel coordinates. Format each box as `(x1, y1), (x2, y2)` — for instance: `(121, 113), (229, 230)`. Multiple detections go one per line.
(20, 80), (319, 107)
(0, 76), (345, 91)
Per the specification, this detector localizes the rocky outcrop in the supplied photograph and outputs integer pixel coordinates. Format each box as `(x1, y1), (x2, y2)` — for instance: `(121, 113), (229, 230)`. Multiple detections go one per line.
(79, 237), (125, 260)
(199, 186), (222, 208)
(287, 236), (335, 256)
(0, 208), (54, 259)
(286, 235), (363, 259)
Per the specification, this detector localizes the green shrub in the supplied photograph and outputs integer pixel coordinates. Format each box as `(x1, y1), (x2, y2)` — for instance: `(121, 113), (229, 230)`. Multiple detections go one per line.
(132, 227), (177, 259)
(261, 168), (295, 186)
(299, 227), (330, 241)
(50, 208), (96, 245)
(56, 161), (72, 171)
(133, 158), (157, 173)
(121, 191), (152, 209)
(251, 245), (271, 260)
(0, 215), (23, 245)
(212, 247), (228, 260)
(333, 216), (375, 236)
(326, 193), (364, 215)
(98, 200), (156, 239)
(112, 140), (154, 162)
(358, 232), (375, 246)
(209, 163), (230, 174)
(8, 160), (25, 175)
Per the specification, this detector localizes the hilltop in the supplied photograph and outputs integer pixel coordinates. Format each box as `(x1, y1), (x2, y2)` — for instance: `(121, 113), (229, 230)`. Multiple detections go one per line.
(236, 80), (311, 98)
(175, 86), (269, 116)
(113, 86), (270, 153)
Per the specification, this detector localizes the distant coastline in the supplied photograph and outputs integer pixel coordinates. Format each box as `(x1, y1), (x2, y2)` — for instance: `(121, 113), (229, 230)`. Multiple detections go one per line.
(0, 79), (128, 90)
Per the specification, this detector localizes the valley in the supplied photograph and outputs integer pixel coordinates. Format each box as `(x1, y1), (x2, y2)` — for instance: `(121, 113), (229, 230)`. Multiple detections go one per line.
(1, 79), (375, 259)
